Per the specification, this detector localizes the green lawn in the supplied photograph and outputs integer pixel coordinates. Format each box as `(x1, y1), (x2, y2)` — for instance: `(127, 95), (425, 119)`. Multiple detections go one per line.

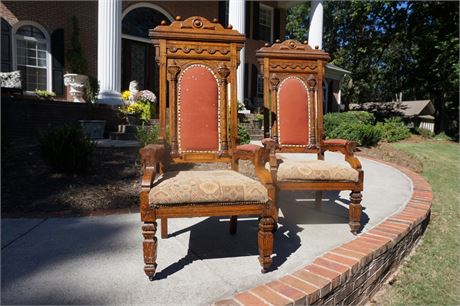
(379, 140), (460, 305)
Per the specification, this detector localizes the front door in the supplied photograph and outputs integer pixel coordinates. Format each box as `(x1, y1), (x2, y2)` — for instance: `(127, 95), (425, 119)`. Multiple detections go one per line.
(121, 39), (158, 94)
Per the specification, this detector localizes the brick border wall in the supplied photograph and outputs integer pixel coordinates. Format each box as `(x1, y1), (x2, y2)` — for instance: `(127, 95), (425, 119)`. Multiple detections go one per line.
(214, 160), (432, 306)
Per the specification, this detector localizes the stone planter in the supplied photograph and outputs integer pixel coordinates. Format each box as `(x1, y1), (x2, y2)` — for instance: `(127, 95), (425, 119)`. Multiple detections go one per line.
(64, 73), (88, 103)
(125, 114), (141, 125)
(254, 120), (263, 130)
(79, 120), (106, 139)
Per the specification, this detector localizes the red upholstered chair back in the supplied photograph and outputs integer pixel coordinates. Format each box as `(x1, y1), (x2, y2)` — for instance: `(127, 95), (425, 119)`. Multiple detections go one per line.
(178, 65), (219, 153)
(278, 76), (309, 146)
(150, 16), (245, 163)
(256, 40), (330, 153)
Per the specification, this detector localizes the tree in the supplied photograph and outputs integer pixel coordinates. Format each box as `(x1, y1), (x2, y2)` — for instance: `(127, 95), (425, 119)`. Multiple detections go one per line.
(286, 1), (459, 137)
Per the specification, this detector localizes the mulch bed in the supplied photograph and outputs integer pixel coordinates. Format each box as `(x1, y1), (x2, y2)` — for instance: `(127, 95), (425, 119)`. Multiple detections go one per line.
(1, 138), (422, 216)
(1, 141), (255, 216)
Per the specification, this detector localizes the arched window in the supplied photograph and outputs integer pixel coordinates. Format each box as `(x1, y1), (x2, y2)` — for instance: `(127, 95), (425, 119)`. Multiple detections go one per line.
(121, 3), (173, 93)
(13, 22), (51, 92)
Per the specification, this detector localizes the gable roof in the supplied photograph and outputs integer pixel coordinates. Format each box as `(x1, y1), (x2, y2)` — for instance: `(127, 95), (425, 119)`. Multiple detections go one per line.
(350, 100), (435, 117)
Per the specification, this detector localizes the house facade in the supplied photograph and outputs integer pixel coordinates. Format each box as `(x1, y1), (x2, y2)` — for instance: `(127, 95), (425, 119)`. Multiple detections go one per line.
(1, 0), (346, 112)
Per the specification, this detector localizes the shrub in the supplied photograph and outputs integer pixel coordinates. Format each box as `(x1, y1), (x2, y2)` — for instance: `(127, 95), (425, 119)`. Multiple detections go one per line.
(416, 127), (434, 138)
(324, 111), (381, 146)
(86, 75), (99, 103)
(380, 117), (411, 142)
(136, 124), (160, 147)
(35, 89), (56, 99)
(238, 124), (250, 144)
(324, 111), (376, 138)
(66, 16), (87, 74)
(434, 132), (454, 141)
(328, 122), (382, 147)
(40, 124), (95, 174)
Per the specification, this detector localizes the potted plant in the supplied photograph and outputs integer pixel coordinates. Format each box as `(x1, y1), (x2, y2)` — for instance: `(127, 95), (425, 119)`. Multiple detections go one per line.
(119, 87), (157, 125)
(254, 113), (264, 129)
(35, 89), (56, 100)
(64, 16), (88, 103)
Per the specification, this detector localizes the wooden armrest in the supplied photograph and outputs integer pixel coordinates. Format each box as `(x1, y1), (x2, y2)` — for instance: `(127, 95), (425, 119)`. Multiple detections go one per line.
(321, 139), (362, 170)
(139, 144), (167, 189)
(233, 140), (275, 184)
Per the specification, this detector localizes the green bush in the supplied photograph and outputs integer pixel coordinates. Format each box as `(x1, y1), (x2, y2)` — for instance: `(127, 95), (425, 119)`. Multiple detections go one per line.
(238, 124), (250, 144)
(328, 122), (382, 147)
(136, 124), (160, 147)
(324, 111), (381, 146)
(416, 127), (434, 138)
(40, 124), (95, 174)
(379, 117), (411, 142)
(324, 111), (376, 138)
(86, 75), (99, 103)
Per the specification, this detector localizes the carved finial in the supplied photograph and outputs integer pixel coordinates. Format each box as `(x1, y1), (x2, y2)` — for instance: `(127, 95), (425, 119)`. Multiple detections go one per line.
(161, 20), (167, 25)
(264, 43), (270, 47)
(315, 45), (319, 49)
(303, 40), (308, 44)
(227, 24), (233, 29)
(212, 18), (219, 23)
(275, 39), (281, 43)
(175, 16), (182, 21)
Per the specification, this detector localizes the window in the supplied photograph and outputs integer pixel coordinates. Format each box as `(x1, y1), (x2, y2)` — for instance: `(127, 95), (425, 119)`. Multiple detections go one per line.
(14, 24), (50, 92)
(256, 74), (264, 97)
(259, 4), (273, 43)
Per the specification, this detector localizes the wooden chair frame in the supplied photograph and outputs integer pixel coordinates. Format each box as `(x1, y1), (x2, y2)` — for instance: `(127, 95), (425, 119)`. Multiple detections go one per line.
(256, 40), (364, 234)
(139, 16), (277, 281)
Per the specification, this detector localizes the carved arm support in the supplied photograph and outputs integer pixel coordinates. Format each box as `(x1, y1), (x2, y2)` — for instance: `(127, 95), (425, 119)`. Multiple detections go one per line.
(232, 138), (276, 185)
(139, 144), (168, 214)
(321, 139), (362, 170)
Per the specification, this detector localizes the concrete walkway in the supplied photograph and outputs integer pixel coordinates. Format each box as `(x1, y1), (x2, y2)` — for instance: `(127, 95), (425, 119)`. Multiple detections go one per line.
(1, 153), (412, 305)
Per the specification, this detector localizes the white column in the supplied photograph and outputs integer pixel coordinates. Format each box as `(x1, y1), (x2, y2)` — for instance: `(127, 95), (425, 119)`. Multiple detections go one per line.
(308, 0), (323, 50)
(228, 0), (245, 104)
(97, 0), (122, 105)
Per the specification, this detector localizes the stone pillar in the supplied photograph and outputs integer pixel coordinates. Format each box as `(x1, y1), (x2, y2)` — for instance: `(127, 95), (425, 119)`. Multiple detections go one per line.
(97, 0), (123, 105)
(308, 0), (323, 50)
(228, 0), (245, 104)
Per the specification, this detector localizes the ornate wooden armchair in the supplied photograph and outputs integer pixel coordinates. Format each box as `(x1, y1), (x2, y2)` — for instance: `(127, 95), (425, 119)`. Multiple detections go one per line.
(139, 16), (276, 281)
(256, 40), (364, 234)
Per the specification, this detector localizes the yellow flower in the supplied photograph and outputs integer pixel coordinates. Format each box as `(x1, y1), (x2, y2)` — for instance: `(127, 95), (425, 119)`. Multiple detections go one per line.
(121, 90), (131, 101)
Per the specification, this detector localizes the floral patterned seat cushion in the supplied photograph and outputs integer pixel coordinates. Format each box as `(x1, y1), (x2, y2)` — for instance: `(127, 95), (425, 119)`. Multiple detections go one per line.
(268, 159), (359, 182)
(149, 170), (268, 206)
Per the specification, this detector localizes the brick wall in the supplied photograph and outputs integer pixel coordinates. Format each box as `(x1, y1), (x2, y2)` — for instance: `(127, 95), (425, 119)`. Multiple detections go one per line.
(214, 164), (433, 306)
(1, 97), (122, 142)
(2, 1), (98, 78)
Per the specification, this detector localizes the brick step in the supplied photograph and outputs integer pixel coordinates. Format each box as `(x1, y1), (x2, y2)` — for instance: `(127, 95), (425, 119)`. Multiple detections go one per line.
(110, 132), (138, 141)
(249, 134), (264, 140)
(118, 124), (141, 133)
(240, 123), (264, 129)
(246, 129), (263, 134)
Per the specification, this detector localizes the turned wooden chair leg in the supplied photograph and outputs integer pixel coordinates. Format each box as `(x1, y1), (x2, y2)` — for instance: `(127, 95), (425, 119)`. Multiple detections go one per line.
(258, 216), (274, 273)
(315, 191), (323, 209)
(142, 222), (158, 281)
(229, 215), (237, 235)
(161, 217), (168, 239)
(349, 191), (363, 235)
